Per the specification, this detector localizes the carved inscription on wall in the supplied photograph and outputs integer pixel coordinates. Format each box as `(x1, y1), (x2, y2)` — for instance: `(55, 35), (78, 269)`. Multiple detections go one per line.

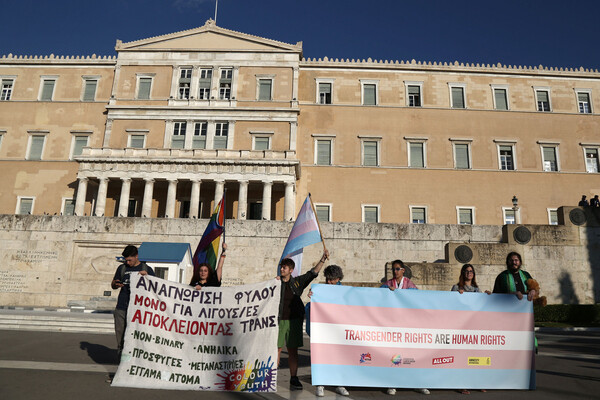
(0, 271), (28, 293)
(12, 250), (59, 263)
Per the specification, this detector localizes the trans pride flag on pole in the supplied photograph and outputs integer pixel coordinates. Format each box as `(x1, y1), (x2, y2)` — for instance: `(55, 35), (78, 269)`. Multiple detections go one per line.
(193, 195), (225, 271)
(279, 195), (323, 277)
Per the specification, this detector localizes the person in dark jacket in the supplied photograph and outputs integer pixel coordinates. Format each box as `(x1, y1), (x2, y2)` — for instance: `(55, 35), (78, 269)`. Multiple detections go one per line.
(277, 249), (328, 390)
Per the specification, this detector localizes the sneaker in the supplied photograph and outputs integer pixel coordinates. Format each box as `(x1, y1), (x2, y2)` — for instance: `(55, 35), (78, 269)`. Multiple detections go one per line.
(290, 376), (303, 390)
(316, 386), (325, 397)
(336, 387), (350, 396)
(387, 388), (396, 395)
(416, 388), (431, 395)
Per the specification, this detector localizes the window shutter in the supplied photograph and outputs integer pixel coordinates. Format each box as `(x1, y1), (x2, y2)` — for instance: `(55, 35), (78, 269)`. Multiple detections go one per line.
(363, 84), (376, 105)
(451, 87), (465, 108)
(130, 135), (144, 148)
(494, 89), (508, 110)
(319, 83), (331, 94)
(315, 205), (330, 222)
(455, 144), (469, 169)
(537, 91), (548, 102)
(543, 147), (556, 163)
(410, 143), (424, 167)
(363, 141), (378, 166)
(138, 78), (151, 99)
(254, 137), (269, 150)
(83, 80), (97, 101)
(73, 136), (88, 157)
(412, 208), (425, 222)
(19, 198), (33, 214)
(364, 207), (378, 223)
(29, 136), (45, 160)
(459, 209), (472, 224)
(64, 200), (75, 216)
(578, 92), (589, 103)
(317, 140), (331, 165)
(258, 79), (272, 100)
(41, 80), (55, 101)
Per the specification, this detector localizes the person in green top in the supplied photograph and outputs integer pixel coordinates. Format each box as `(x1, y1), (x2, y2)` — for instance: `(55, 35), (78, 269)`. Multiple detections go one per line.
(493, 252), (537, 301)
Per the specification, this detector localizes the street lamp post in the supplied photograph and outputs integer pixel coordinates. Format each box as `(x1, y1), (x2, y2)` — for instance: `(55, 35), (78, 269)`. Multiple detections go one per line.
(512, 195), (520, 224)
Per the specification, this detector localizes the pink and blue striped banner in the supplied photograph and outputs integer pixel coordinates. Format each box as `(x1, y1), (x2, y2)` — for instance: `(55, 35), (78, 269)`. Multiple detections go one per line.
(310, 284), (535, 390)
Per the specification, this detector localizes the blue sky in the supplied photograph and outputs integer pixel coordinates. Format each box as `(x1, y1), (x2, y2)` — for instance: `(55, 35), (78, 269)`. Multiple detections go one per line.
(1, 0), (599, 70)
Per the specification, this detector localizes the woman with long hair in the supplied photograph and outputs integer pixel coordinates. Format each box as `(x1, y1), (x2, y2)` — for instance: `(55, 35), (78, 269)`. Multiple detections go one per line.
(190, 243), (226, 288)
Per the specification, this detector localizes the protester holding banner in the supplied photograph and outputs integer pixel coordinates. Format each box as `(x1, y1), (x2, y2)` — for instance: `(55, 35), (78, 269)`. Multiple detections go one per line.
(190, 242), (227, 288)
(110, 245), (155, 360)
(305, 264), (350, 397)
(451, 264), (491, 295)
(383, 259), (430, 395)
(277, 249), (329, 391)
(384, 259), (418, 291)
(493, 252), (537, 301)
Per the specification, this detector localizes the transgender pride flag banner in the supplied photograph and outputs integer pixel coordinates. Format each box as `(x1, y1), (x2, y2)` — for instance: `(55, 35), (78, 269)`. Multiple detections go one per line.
(310, 284), (535, 390)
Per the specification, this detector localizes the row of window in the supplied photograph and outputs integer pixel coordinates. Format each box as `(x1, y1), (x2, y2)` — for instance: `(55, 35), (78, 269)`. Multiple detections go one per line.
(1, 76), (99, 102)
(0, 132), (90, 160)
(313, 137), (600, 173)
(315, 203), (559, 226)
(318, 79), (595, 113)
(14, 194), (560, 226)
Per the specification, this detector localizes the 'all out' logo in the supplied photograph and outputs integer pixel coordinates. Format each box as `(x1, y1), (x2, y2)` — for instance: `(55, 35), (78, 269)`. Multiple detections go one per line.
(359, 353), (372, 364)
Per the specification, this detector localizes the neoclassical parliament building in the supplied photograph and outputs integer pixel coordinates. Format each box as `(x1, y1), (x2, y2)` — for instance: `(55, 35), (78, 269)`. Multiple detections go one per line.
(1, 20), (599, 226)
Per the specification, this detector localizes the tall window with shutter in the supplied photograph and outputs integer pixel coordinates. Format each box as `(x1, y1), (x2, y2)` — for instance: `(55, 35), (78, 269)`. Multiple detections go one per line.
(214, 122), (228, 149)
(536, 90), (550, 111)
(71, 136), (89, 158)
(542, 146), (558, 171)
(451, 86), (465, 108)
(409, 142), (425, 168)
(40, 79), (55, 101)
(494, 88), (508, 110)
(258, 79), (272, 101)
(129, 135), (145, 148)
(315, 205), (331, 222)
(458, 208), (473, 225)
(83, 79), (97, 101)
(577, 92), (592, 113)
(362, 83), (377, 105)
(178, 68), (191, 99)
(171, 122), (186, 149)
(198, 69), (212, 100)
(193, 122), (207, 149)
(219, 69), (232, 100)
(137, 77), (152, 99)
(28, 135), (45, 160)
(316, 140), (331, 165)
(362, 141), (378, 166)
(411, 207), (426, 224)
(585, 148), (599, 173)
(454, 143), (470, 169)
(254, 137), (270, 151)
(408, 85), (421, 107)
(18, 198), (34, 215)
(318, 83), (332, 104)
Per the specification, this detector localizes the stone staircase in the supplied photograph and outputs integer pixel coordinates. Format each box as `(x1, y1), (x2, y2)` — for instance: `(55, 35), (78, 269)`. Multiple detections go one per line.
(0, 308), (114, 334)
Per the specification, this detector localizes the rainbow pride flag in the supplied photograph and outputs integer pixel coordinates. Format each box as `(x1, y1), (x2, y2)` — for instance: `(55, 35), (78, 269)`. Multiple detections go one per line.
(279, 195), (322, 276)
(310, 285), (535, 389)
(193, 196), (225, 271)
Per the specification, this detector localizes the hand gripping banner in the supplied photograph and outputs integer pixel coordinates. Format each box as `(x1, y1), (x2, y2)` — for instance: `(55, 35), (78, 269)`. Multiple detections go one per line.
(112, 275), (281, 391)
(310, 284), (535, 390)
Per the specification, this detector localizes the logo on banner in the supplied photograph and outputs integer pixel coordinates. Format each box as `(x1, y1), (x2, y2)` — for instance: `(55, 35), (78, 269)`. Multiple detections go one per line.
(391, 355), (402, 366)
(359, 353), (372, 364)
(402, 357), (416, 365)
(468, 357), (491, 366)
(432, 356), (454, 365)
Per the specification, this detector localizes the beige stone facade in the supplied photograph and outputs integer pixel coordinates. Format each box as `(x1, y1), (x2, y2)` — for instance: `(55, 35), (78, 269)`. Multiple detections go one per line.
(1, 20), (599, 225)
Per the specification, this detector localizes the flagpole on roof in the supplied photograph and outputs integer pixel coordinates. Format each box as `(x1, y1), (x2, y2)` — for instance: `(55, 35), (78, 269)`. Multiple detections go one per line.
(222, 188), (227, 247)
(214, 0), (219, 25)
(308, 193), (327, 252)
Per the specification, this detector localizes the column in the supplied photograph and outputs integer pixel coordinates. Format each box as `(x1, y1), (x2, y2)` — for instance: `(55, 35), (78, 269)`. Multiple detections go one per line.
(189, 180), (201, 219)
(283, 182), (295, 221)
(141, 178), (154, 218)
(289, 121), (298, 151)
(117, 178), (131, 217)
(237, 180), (248, 220)
(165, 179), (178, 218)
(74, 177), (88, 216)
(95, 177), (109, 217)
(292, 66), (299, 106)
(214, 180), (225, 207)
(261, 181), (272, 221)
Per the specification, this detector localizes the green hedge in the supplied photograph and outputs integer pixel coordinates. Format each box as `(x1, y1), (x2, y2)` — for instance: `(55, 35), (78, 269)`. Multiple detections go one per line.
(534, 304), (600, 325)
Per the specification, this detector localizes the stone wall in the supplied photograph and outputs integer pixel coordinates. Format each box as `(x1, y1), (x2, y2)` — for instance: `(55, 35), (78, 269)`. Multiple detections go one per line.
(0, 214), (598, 309)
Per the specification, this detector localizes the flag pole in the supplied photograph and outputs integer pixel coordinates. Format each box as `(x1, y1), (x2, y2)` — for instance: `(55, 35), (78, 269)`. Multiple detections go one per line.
(308, 193), (327, 252)
(221, 188), (227, 250)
